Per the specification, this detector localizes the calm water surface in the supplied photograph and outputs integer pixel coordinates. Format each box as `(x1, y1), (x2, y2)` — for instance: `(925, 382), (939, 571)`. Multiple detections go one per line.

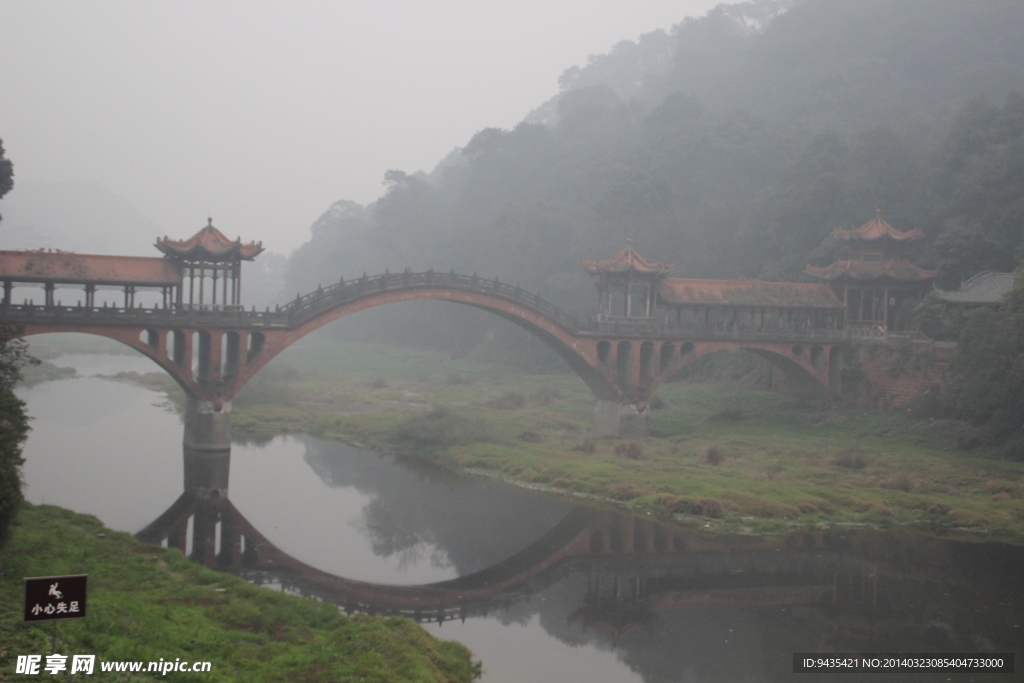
(18, 354), (1024, 682)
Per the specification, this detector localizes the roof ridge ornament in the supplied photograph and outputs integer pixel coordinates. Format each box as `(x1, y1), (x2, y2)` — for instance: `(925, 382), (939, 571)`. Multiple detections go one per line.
(580, 240), (674, 276)
(831, 211), (924, 242)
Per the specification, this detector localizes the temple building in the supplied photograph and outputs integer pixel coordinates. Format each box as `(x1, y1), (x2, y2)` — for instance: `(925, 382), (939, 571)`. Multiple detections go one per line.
(582, 241), (844, 330)
(805, 211), (937, 330)
(156, 218), (264, 309)
(581, 240), (673, 320)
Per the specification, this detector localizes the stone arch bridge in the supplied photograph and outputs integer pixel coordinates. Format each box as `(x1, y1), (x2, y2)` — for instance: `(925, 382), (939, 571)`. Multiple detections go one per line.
(0, 270), (846, 441)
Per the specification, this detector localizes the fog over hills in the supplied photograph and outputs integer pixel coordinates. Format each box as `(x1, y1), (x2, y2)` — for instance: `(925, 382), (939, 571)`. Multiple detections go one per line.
(282, 0), (1024, 358)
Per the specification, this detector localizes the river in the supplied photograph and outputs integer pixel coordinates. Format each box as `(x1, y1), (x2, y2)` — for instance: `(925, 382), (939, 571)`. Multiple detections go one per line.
(18, 354), (1024, 682)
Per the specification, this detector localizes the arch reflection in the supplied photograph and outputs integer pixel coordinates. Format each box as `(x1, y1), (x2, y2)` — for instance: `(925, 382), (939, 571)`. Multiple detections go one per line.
(135, 444), (1024, 682)
(139, 487), (904, 628)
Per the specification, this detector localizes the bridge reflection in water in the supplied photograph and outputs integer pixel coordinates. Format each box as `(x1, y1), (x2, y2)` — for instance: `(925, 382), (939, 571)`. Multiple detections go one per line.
(134, 447), (1024, 675)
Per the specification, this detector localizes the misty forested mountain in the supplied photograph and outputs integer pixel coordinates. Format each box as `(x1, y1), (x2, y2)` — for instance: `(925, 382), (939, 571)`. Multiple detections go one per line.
(286, 0), (1024, 350)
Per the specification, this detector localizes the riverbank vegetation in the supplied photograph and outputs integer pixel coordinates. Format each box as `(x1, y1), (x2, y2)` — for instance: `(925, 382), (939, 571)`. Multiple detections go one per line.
(0, 503), (479, 682)
(217, 337), (1024, 540)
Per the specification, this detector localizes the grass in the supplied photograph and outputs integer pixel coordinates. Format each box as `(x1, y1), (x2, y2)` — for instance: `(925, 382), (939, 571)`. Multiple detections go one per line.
(0, 504), (480, 682)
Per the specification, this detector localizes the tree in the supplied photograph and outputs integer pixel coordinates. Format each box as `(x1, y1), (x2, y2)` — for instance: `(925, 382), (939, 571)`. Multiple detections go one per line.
(942, 257), (1024, 447)
(0, 327), (32, 547)
(0, 139), (31, 547)
(934, 94), (1024, 285)
(0, 136), (12, 224)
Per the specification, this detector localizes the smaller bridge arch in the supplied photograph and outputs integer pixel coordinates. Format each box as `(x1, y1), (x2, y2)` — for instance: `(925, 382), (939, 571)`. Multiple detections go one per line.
(642, 340), (842, 403)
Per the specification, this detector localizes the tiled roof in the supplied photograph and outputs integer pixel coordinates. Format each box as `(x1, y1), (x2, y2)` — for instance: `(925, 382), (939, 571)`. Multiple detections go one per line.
(155, 219), (264, 261)
(0, 250), (180, 286)
(580, 240), (674, 275)
(934, 271), (1015, 306)
(805, 259), (937, 282)
(832, 210), (924, 242)
(657, 278), (843, 309)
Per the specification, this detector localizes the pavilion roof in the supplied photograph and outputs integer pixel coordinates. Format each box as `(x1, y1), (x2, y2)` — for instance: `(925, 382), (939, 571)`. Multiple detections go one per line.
(832, 210), (924, 242)
(657, 278), (843, 309)
(0, 250), (180, 287)
(580, 240), (674, 276)
(155, 219), (264, 261)
(805, 259), (938, 282)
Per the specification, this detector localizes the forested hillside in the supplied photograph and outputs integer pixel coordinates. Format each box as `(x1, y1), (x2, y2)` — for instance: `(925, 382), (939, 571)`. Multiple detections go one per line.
(284, 0), (1024, 351)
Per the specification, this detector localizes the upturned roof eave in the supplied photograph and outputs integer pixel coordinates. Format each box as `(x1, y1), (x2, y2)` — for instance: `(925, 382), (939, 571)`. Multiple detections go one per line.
(155, 221), (264, 262)
(580, 240), (674, 276)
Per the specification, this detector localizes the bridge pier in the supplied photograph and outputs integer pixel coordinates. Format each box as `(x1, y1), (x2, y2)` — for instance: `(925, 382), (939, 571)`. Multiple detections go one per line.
(183, 446), (230, 500)
(593, 400), (649, 438)
(183, 396), (232, 451)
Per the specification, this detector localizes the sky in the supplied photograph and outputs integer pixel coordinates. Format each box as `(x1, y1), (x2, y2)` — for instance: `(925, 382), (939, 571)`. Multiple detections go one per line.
(0, 0), (726, 255)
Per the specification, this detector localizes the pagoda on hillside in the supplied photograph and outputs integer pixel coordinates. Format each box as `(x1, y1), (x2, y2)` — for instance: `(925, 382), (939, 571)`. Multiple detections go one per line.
(156, 218), (263, 309)
(580, 239), (674, 320)
(805, 210), (936, 330)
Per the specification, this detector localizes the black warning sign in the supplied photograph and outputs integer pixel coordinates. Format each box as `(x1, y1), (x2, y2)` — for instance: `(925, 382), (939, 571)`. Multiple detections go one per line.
(23, 575), (87, 623)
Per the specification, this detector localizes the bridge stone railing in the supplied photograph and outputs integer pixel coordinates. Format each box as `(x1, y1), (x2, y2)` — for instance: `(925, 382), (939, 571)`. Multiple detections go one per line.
(0, 302), (292, 329)
(577, 319), (850, 343)
(280, 270), (583, 331)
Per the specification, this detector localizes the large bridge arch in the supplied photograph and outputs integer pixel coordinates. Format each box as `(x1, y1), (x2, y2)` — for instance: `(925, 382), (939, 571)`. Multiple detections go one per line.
(226, 285), (623, 402)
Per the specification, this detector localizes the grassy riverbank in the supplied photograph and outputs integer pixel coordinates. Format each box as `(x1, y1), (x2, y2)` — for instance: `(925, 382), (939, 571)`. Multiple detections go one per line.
(0, 504), (479, 682)
(224, 337), (1024, 540)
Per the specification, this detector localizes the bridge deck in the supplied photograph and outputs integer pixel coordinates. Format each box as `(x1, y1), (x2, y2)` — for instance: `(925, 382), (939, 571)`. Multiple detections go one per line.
(0, 270), (864, 343)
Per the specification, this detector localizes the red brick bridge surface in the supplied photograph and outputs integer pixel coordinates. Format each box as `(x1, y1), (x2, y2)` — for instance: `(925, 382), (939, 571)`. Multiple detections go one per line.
(0, 270), (846, 407)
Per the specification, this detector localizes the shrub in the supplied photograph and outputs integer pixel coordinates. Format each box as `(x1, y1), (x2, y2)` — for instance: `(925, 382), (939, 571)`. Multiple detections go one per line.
(656, 495), (699, 514)
(609, 483), (642, 500)
(614, 441), (643, 460)
(395, 406), (494, 447)
(835, 451), (869, 469)
(572, 438), (596, 454)
(881, 472), (914, 492)
(533, 387), (563, 405)
(708, 406), (744, 422)
(486, 391), (525, 409)
(698, 498), (723, 518)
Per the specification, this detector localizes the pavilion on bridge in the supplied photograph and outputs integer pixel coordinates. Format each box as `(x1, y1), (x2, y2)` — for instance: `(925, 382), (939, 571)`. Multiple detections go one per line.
(805, 210), (937, 330)
(156, 218), (264, 309)
(0, 219), (262, 310)
(581, 240), (844, 331)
